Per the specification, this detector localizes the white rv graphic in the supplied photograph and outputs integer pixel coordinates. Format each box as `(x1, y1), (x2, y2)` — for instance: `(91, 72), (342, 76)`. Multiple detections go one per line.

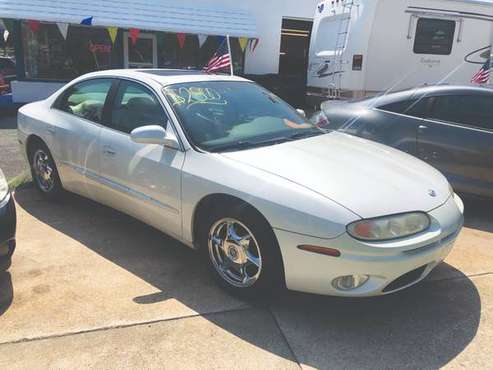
(307, 0), (493, 107)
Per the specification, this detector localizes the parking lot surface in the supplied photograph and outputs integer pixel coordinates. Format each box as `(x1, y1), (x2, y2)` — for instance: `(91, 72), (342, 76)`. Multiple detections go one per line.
(0, 187), (492, 369)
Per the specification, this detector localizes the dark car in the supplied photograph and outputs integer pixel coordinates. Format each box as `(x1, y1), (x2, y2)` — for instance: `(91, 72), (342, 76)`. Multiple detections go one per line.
(318, 85), (493, 198)
(0, 168), (16, 271)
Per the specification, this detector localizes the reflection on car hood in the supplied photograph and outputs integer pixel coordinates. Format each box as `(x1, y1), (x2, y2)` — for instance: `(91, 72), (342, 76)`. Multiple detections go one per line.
(220, 131), (450, 218)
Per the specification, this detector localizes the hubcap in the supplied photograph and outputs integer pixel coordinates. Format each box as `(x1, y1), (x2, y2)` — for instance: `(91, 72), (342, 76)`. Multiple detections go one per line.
(208, 218), (262, 288)
(33, 149), (54, 192)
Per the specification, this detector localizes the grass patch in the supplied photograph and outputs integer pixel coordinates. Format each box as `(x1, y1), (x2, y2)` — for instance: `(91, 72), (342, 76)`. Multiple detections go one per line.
(7, 171), (32, 190)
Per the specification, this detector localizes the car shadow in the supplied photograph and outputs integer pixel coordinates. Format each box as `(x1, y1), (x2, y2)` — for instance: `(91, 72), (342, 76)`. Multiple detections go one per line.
(460, 193), (493, 233)
(0, 271), (13, 317)
(14, 188), (481, 368)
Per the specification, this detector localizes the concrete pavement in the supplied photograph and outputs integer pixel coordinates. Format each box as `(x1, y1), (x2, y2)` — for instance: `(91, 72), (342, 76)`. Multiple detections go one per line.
(0, 187), (492, 369)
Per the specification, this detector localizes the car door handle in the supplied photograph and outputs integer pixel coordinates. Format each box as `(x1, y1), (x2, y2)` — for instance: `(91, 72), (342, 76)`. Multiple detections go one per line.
(102, 145), (116, 157)
(418, 125), (428, 131)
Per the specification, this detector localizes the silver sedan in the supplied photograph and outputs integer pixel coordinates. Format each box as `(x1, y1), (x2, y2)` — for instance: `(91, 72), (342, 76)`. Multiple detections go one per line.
(18, 69), (464, 297)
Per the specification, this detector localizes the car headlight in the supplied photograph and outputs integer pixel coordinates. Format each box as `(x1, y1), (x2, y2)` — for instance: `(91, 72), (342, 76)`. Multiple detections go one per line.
(347, 212), (430, 241)
(0, 168), (8, 202)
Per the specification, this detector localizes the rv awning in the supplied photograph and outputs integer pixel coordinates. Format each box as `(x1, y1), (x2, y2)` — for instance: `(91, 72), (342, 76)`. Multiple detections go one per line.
(0, 0), (257, 38)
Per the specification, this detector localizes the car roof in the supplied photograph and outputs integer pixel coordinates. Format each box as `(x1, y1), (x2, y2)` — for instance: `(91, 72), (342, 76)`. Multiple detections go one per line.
(361, 85), (493, 107)
(78, 69), (251, 87)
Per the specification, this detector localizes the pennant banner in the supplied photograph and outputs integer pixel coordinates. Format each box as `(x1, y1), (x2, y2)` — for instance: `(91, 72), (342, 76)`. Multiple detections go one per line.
(107, 26), (118, 45)
(57, 23), (69, 39)
(239, 37), (248, 52)
(198, 34), (207, 48)
(129, 28), (140, 46)
(80, 16), (93, 26)
(177, 33), (186, 49)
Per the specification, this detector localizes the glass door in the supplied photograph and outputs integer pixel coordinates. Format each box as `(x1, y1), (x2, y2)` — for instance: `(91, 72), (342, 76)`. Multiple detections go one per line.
(123, 32), (157, 69)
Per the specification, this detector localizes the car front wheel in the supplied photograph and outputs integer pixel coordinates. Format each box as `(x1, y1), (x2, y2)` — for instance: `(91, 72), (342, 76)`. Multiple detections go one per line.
(200, 204), (284, 298)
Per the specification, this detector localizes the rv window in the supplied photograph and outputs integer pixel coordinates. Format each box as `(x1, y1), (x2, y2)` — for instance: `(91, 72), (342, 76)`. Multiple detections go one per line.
(413, 18), (456, 55)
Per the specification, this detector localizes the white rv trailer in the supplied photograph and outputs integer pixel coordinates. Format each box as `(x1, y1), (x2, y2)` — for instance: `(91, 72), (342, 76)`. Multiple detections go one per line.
(306, 0), (493, 106)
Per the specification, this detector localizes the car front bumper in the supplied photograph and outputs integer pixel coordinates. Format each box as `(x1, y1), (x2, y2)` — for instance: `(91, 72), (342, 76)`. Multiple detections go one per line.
(275, 194), (464, 297)
(0, 192), (16, 271)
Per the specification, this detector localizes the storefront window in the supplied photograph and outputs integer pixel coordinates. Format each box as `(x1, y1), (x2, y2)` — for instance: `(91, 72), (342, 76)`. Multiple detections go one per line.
(21, 20), (245, 80)
(22, 22), (118, 80)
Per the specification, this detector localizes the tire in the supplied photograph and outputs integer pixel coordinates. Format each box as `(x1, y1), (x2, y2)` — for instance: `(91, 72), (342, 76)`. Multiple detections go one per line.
(29, 141), (63, 200)
(198, 202), (285, 299)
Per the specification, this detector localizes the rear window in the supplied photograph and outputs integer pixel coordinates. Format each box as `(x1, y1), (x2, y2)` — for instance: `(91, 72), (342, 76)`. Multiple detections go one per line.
(414, 18), (456, 55)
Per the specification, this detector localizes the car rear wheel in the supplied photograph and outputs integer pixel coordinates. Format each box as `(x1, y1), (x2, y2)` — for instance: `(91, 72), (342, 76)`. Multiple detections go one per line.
(29, 142), (63, 200)
(199, 204), (284, 298)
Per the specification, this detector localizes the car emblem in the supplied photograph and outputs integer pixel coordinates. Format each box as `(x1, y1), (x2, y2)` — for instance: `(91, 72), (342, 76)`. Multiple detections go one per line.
(428, 189), (437, 197)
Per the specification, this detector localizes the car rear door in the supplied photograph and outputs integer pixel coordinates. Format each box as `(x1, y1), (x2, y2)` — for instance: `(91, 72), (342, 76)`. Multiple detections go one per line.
(97, 79), (185, 238)
(417, 94), (493, 197)
(51, 78), (114, 199)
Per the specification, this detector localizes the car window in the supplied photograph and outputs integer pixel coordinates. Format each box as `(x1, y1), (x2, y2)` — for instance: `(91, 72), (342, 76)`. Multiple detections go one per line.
(427, 95), (493, 130)
(413, 18), (455, 55)
(57, 79), (113, 124)
(378, 98), (430, 118)
(110, 80), (167, 134)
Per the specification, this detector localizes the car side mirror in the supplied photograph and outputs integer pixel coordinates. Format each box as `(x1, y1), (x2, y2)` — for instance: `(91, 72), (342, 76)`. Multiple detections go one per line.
(130, 125), (180, 150)
(296, 109), (306, 118)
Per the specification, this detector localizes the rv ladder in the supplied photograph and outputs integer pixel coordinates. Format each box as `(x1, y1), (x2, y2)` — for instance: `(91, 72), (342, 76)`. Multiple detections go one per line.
(329, 0), (358, 99)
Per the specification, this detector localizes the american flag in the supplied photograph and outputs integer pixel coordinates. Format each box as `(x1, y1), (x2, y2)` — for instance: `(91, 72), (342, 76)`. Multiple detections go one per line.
(203, 38), (231, 73)
(471, 59), (491, 84)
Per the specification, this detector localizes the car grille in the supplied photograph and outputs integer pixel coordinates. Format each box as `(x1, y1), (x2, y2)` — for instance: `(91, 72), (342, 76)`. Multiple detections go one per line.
(383, 265), (428, 293)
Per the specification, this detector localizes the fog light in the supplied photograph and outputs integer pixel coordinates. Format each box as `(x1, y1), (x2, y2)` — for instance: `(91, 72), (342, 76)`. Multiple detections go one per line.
(332, 274), (369, 291)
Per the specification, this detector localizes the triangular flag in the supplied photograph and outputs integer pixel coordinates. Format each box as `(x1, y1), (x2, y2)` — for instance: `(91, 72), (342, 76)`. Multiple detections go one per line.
(198, 34), (207, 48)
(57, 23), (69, 39)
(177, 33), (186, 49)
(129, 28), (140, 46)
(107, 26), (118, 45)
(27, 20), (41, 33)
(0, 19), (5, 31)
(249, 38), (260, 52)
(80, 16), (93, 26)
(239, 37), (248, 52)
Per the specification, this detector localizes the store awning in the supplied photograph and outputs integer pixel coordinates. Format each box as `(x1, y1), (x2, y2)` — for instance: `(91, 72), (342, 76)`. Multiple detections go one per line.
(0, 0), (257, 38)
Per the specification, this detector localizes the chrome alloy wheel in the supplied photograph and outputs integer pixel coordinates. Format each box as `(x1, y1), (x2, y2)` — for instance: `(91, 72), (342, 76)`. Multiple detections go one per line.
(32, 149), (55, 193)
(208, 218), (262, 288)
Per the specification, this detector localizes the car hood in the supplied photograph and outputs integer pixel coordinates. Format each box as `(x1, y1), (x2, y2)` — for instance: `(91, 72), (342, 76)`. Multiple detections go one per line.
(220, 132), (450, 218)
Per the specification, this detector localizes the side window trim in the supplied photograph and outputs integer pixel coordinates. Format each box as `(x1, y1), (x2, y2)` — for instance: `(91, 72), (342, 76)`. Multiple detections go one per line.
(101, 79), (121, 129)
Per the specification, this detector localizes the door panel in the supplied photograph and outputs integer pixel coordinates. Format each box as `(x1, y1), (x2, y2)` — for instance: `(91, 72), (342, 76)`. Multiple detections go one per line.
(52, 78), (113, 199)
(97, 79), (184, 237)
(98, 128), (185, 237)
(417, 95), (493, 197)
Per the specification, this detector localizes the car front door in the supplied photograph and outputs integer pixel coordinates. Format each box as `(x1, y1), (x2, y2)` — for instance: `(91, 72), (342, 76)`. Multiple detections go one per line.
(51, 78), (114, 199)
(97, 79), (185, 238)
(417, 94), (493, 197)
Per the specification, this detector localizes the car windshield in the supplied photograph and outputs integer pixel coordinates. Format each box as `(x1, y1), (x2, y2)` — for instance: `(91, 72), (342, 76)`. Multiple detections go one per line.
(163, 81), (329, 152)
